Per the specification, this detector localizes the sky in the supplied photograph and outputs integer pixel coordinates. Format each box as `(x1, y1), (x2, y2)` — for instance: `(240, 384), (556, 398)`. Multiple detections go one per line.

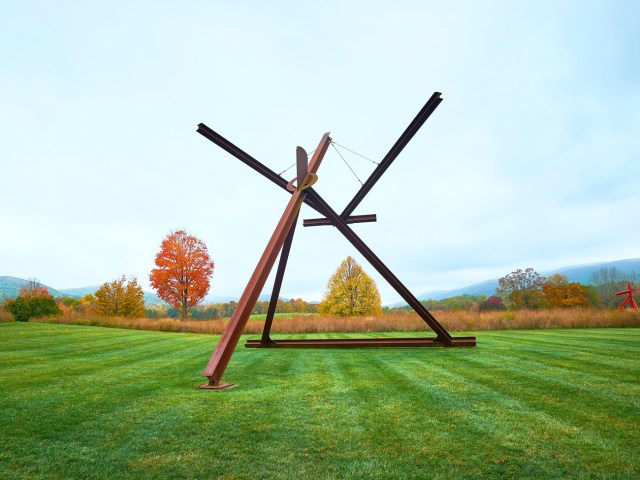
(1, 1), (639, 304)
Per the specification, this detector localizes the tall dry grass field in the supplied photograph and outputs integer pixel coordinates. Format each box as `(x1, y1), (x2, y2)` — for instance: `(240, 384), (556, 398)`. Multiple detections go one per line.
(34, 308), (639, 335)
(0, 308), (13, 322)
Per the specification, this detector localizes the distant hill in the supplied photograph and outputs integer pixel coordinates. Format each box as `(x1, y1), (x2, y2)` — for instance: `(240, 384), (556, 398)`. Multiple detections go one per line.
(58, 287), (289, 305)
(417, 281), (498, 301)
(143, 291), (163, 304)
(60, 285), (164, 305)
(0, 276), (68, 301)
(553, 258), (640, 285)
(59, 286), (101, 298)
(416, 258), (640, 302)
(1, 278), (164, 305)
(60, 286), (162, 305)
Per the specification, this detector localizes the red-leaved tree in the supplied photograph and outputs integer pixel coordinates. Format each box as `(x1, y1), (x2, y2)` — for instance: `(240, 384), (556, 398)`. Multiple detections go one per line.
(149, 230), (214, 319)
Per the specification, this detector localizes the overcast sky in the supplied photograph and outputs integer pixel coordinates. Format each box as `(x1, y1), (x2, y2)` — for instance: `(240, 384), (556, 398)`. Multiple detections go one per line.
(1, 1), (639, 304)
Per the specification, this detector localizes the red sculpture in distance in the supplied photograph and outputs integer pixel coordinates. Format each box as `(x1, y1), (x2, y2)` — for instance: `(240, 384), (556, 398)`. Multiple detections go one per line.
(615, 282), (640, 312)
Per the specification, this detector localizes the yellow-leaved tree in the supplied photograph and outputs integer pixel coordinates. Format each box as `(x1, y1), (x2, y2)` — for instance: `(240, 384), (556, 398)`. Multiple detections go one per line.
(542, 273), (589, 308)
(319, 256), (382, 316)
(95, 276), (145, 318)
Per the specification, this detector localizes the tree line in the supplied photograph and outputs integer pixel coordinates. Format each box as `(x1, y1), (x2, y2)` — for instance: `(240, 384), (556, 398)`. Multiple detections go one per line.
(145, 298), (319, 319)
(386, 266), (638, 313)
(494, 266), (637, 310)
(4, 235), (637, 323)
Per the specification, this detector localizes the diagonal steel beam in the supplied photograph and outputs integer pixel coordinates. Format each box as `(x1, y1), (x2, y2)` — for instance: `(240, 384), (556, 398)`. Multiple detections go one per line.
(340, 92), (442, 218)
(260, 211), (299, 344)
(196, 123), (323, 214)
(303, 92), (442, 227)
(305, 187), (454, 344)
(197, 123), (379, 226)
(197, 123), (288, 190)
(201, 134), (331, 387)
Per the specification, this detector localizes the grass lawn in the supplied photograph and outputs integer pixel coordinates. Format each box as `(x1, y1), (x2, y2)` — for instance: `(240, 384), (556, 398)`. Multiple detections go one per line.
(1, 323), (638, 479)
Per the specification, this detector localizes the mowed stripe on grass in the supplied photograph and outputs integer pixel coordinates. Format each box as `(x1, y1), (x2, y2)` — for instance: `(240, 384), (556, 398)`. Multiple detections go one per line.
(0, 323), (638, 479)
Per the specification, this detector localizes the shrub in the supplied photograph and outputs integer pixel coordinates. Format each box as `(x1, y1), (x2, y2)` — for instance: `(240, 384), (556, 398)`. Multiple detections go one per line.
(479, 295), (507, 311)
(4, 293), (61, 322)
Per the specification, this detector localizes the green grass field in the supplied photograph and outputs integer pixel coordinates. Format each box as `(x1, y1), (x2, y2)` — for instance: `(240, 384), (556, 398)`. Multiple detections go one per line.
(1, 323), (638, 479)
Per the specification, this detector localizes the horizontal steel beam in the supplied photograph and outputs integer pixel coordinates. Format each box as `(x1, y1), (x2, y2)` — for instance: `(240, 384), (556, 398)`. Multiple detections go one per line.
(303, 214), (377, 227)
(245, 337), (476, 348)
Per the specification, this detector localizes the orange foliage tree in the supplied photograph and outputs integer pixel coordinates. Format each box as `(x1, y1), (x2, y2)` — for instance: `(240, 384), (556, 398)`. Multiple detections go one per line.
(542, 273), (589, 308)
(149, 230), (214, 319)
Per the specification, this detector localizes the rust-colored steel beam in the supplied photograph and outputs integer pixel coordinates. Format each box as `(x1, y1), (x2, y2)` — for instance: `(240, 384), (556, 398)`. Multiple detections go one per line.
(260, 212), (299, 344)
(246, 337), (476, 348)
(340, 92), (442, 219)
(201, 133), (331, 387)
(306, 187), (456, 344)
(302, 92), (442, 227)
(303, 214), (377, 227)
(196, 123), (323, 214)
(197, 92), (475, 388)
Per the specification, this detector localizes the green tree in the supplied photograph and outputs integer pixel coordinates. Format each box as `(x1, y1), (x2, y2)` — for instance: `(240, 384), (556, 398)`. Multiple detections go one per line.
(95, 276), (145, 317)
(4, 281), (61, 322)
(60, 297), (80, 308)
(421, 295), (488, 311)
(319, 256), (382, 316)
(581, 284), (601, 307)
(496, 268), (546, 309)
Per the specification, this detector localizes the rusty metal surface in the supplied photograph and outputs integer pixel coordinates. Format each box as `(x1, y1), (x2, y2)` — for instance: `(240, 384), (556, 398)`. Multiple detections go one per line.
(339, 92), (442, 219)
(301, 93), (441, 228)
(197, 91), (477, 388)
(296, 145), (308, 187)
(261, 213), (299, 345)
(198, 93), (441, 229)
(305, 188), (457, 345)
(196, 123), (323, 214)
(245, 337), (476, 348)
(201, 133), (331, 386)
(197, 123), (290, 191)
(303, 213), (377, 227)
(197, 381), (236, 389)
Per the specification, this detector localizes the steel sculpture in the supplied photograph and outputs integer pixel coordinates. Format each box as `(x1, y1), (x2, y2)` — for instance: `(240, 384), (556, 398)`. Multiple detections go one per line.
(197, 92), (476, 389)
(616, 283), (640, 312)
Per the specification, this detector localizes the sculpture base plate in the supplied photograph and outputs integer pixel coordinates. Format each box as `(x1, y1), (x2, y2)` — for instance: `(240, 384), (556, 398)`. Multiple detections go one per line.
(197, 381), (236, 390)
